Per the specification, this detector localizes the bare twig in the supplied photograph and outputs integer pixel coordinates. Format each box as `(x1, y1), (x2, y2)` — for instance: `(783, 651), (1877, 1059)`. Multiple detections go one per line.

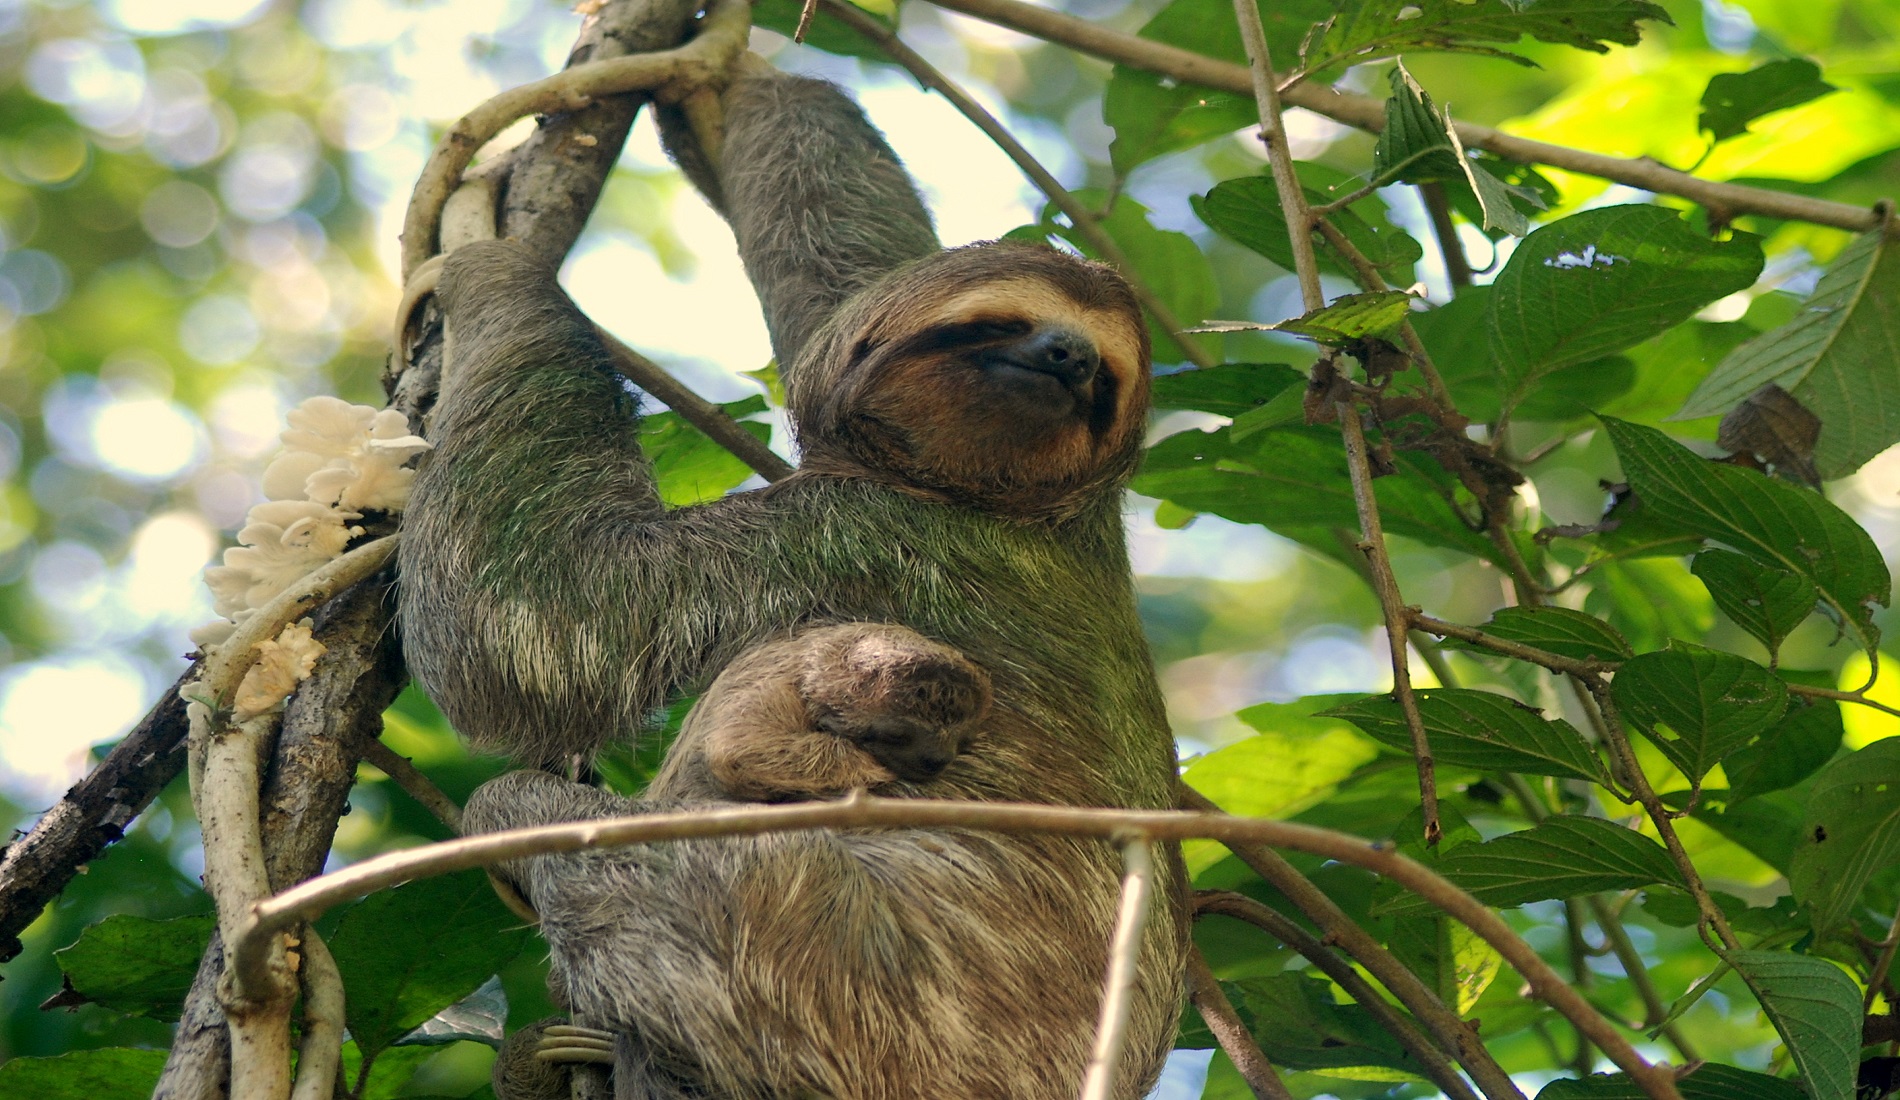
(1184, 946), (1295, 1100)
(818, 0), (1215, 369)
(400, 0), (750, 276)
(1195, 891), (1480, 1100)
(361, 740), (463, 834)
(1419, 182), (1472, 290)
(289, 930), (345, 1100)
(594, 326), (794, 481)
(1788, 682), (1900, 720)
(1080, 836), (1157, 1100)
(1867, 909), (1900, 1013)
(1229, 0), (1321, 311)
(1411, 613), (1612, 678)
(920, 0), (1891, 236)
(236, 793), (1678, 1099)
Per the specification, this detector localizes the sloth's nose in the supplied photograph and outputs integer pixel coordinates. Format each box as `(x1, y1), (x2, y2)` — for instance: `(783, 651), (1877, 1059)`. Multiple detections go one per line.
(1001, 327), (1100, 387)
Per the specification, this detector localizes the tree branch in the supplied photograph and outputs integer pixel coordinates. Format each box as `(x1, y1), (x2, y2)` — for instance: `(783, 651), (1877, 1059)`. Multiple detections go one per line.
(921, 0), (1891, 235)
(1080, 835), (1158, 1100)
(1184, 946), (1295, 1100)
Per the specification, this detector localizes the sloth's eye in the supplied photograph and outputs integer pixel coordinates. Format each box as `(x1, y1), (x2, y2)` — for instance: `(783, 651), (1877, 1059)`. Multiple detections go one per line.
(936, 319), (1033, 347)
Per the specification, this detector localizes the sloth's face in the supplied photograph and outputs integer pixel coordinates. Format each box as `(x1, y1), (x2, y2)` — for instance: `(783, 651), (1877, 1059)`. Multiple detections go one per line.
(794, 246), (1151, 514)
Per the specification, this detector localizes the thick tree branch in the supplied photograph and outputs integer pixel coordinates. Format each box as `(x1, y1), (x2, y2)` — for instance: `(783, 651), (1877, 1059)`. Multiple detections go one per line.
(920, 0), (1891, 235)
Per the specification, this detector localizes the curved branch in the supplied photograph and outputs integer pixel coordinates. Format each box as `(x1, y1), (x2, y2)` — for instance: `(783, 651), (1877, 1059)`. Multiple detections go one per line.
(921, 0), (1890, 235)
(230, 793), (1679, 1099)
(289, 929), (345, 1100)
(1080, 836), (1158, 1100)
(1184, 947), (1295, 1100)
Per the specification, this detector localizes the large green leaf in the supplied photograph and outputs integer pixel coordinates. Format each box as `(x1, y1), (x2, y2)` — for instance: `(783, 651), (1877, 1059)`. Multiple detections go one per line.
(1193, 166), (1423, 283)
(1788, 737), (1900, 939)
(1324, 689), (1609, 783)
(1602, 417), (1890, 652)
(1729, 951), (1860, 1100)
(1100, 0), (1329, 172)
(52, 913), (214, 1022)
(1722, 695), (1843, 803)
(1698, 59), (1837, 143)
(0, 1049), (168, 1098)
(329, 870), (536, 1058)
(642, 395), (771, 506)
(1675, 229), (1900, 478)
(1136, 424), (1498, 561)
(1537, 1064), (1803, 1099)
(1376, 816), (1682, 917)
(1689, 548), (1818, 657)
(1459, 606), (1633, 663)
(1298, 0), (1669, 77)
(1489, 208), (1763, 414)
(1150, 362), (1302, 417)
(1611, 643), (1787, 781)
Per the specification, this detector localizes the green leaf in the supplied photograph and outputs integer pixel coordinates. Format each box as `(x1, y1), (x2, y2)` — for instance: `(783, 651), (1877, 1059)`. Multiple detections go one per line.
(1299, 0), (1669, 77)
(1100, 0), (1329, 172)
(1490, 208), (1763, 415)
(1272, 291), (1414, 344)
(1729, 950), (1859, 1100)
(52, 913), (214, 1022)
(1699, 59), (1838, 143)
(1377, 816), (1682, 917)
(1690, 549), (1819, 657)
(1789, 737), (1900, 939)
(329, 870), (536, 1059)
(1611, 643), (1787, 781)
(1193, 166), (1424, 283)
(1323, 689), (1609, 783)
(1222, 973), (1427, 1075)
(1723, 695), (1843, 802)
(1463, 606), (1633, 663)
(1674, 229), (1900, 479)
(1048, 191), (1219, 364)
(1536, 1064), (1804, 1099)
(1136, 424), (1499, 561)
(641, 395), (770, 506)
(1371, 68), (1532, 236)
(1602, 417), (1890, 653)
(1150, 362), (1302, 417)
(1691, 789), (1804, 874)
(0, 1049), (168, 1098)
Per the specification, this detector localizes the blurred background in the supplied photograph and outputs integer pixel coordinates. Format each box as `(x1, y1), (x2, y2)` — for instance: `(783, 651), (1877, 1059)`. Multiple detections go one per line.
(0, 0), (1896, 1090)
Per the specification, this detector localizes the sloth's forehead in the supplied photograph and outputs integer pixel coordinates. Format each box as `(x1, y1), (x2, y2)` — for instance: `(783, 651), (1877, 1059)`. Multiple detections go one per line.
(925, 277), (1145, 372)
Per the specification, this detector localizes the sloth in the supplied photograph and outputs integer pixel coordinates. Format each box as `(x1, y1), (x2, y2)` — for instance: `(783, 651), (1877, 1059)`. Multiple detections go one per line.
(658, 621), (993, 803)
(397, 64), (1188, 1100)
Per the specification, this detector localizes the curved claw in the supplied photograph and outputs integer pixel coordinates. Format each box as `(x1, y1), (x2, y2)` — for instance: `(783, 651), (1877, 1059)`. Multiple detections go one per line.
(535, 1024), (617, 1065)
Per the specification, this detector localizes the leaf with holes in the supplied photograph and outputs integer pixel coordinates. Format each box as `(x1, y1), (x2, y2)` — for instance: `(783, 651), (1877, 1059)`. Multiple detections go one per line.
(1376, 816), (1681, 917)
(1789, 737), (1900, 940)
(1456, 606), (1633, 663)
(1193, 166), (1424, 283)
(1324, 689), (1608, 783)
(1611, 643), (1787, 781)
(1699, 59), (1837, 143)
(1490, 208), (1763, 415)
(1690, 549), (1819, 657)
(52, 914), (214, 1022)
(1298, 0), (1669, 78)
(1675, 229), (1900, 479)
(1724, 695), (1842, 802)
(1603, 417), (1890, 652)
(1729, 950), (1859, 1100)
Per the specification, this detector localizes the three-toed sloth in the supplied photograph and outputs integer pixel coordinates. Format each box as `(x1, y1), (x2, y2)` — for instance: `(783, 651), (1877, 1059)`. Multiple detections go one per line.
(397, 61), (1188, 1100)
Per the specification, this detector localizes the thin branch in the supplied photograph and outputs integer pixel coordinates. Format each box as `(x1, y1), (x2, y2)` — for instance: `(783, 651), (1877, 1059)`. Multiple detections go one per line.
(1229, 0), (1321, 312)
(1184, 946), (1295, 1100)
(1195, 892), (1480, 1100)
(400, 0), (750, 276)
(1419, 182), (1472, 290)
(1789, 681), (1900, 721)
(1584, 894), (1698, 1060)
(1582, 682), (1740, 953)
(818, 0), (1215, 369)
(594, 326), (794, 482)
(1080, 835), (1157, 1100)
(1179, 786), (1526, 1100)
(1865, 901), (1900, 1013)
(360, 740), (463, 834)
(1308, 218), (1457, 414)
(920, 0), (1891, 236)
(289, 929), (345, 1100)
